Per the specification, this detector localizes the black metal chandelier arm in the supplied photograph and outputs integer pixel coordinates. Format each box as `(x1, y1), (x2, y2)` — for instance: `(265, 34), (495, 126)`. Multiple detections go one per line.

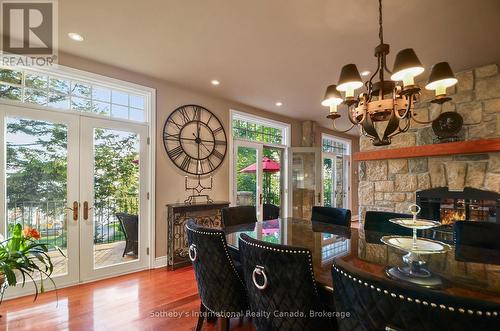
(385, 118), (408, 140)
(347, 105), (363, 125)
(367, 57), (382, 103)
(395, 93), (415, 119)
(331, 121), (356, 133)
(383, 54), (393, 75)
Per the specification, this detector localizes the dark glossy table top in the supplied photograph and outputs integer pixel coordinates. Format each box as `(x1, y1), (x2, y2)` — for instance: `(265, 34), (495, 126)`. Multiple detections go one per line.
(224, 218), (500, 304)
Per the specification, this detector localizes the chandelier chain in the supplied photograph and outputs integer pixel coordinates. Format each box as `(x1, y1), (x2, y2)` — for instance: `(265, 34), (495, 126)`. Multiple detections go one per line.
(378, 0), (384, 44)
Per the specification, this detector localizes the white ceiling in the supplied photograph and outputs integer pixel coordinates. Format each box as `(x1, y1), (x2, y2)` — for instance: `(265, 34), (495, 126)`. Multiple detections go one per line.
(59, 0), (500, 135)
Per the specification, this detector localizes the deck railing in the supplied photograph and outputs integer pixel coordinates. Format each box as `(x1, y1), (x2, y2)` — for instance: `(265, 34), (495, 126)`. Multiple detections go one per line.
(6, 197), (138, 248)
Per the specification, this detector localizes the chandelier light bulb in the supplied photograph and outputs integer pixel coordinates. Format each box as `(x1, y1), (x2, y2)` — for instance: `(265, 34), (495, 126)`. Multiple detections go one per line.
(329, 104), (339, 114)
(345, 86), (355, 98)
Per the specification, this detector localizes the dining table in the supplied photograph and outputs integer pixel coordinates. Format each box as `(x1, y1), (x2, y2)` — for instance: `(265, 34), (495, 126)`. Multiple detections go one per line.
(223, 217), (500, 305)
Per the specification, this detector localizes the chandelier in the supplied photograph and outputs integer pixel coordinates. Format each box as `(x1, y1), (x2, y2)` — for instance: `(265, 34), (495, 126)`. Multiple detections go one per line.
(322, 0), (458, 146)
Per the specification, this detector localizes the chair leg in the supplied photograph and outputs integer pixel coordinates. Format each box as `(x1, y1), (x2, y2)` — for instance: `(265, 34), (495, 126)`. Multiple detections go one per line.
(122, 240), (130, 257)
(220, 317), (230, 331)
(196, 302), (206, 331)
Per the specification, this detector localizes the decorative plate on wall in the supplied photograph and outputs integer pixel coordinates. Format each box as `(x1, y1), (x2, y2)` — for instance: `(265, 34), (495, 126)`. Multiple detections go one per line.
(432, 111), (463, 140)
(163, 104), (227, 175)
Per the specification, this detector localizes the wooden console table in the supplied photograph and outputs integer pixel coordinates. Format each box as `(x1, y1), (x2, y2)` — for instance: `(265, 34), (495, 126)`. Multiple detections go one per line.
(166, 201), (229, 270)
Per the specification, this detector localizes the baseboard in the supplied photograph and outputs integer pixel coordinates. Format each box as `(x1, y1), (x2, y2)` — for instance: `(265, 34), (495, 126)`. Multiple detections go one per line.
(153, 256), (168, 268)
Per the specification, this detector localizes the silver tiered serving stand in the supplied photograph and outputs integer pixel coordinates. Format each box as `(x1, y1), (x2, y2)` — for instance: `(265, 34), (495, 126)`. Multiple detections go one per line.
(381, 204), (451, 288)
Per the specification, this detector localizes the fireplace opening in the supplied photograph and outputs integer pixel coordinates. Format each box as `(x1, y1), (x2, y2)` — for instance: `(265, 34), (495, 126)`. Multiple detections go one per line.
(416, 187), (499, 226)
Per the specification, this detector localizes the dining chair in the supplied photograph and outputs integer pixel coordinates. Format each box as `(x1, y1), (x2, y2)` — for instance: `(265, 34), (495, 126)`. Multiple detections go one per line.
(221, 206), (257, 227)
(238, 233), (334, 331)
(311, 206), (351, 227)
(331, 260), (500, 331)
(363, 210), (413, 235)
(186, 220), (248, 331)
(263, 203), (280, 221)
(115, 213), (138, 256)
(453, 220), (500, 250)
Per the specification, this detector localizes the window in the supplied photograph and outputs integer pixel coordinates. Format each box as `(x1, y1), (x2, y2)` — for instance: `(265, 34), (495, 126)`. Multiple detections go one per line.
(322, 135), (350, 155)
(231, 112), (288, 146)
(321, 237), (349, 261)
(0, 67), (147, 122)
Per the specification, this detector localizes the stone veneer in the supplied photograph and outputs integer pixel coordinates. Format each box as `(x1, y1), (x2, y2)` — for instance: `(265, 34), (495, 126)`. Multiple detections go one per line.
(358, 62), (500, 220)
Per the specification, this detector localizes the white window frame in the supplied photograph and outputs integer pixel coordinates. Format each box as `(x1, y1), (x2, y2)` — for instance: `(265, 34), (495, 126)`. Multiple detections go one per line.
(0, 65), (151, 124)
(0, 64), (157, 269)
(229, 109), (291, 218)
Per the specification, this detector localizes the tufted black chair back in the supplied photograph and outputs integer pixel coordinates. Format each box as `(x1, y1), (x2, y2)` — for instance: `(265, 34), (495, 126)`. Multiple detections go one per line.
(221, 206), (257, 227)
(186, 220), (247, 317)
(116, 213), (138, 256)
(332, 261), (500, 331)
(364, 211), (413, 235)
(311, 206), (351, 227)
(238, 233), (333, 331)
(263, 203), (280, 220)
(453, 220), (500, 250)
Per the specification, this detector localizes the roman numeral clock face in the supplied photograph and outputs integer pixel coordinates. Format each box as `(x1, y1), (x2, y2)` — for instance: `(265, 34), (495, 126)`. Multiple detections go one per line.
(163, 105), (227, 175)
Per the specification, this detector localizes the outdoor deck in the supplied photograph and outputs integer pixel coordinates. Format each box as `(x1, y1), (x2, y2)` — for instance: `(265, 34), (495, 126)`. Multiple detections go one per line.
(50, 241), (137, 276)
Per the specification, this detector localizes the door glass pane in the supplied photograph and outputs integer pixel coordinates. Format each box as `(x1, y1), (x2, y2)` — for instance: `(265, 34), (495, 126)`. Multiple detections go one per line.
(335, 155), (344, 208)
(323, 158), (333, 207)
(235, 146), (258, 209)
(93, 128), (140, 268)
(262, 147), (282, 220)
(291, 151), (317, 220)
(6, 118), (68, 277)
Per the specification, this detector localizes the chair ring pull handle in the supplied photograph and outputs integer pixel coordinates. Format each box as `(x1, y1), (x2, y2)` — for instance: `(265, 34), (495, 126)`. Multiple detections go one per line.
(252, 265), (268, 290)
(188, 244), (197, 262)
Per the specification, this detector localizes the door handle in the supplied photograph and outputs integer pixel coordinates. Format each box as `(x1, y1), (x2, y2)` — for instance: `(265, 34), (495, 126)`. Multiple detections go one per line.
(317, 193), (321, 204)
(83, 201), (92, 220)
(66, 201), (78, 221)
(259, 193), (263, 205)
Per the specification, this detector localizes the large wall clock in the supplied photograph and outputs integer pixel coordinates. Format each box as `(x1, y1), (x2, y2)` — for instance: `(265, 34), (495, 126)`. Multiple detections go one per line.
(163, 104), (227, 175)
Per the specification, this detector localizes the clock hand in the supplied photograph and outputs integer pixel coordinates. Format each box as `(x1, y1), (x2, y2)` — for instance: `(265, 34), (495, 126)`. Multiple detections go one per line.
(189, 134), (214, 144)
(200, 141), (212, 154)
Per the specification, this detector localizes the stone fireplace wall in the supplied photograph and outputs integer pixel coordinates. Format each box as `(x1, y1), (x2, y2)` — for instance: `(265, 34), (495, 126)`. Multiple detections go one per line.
(358, 62), (500, 220)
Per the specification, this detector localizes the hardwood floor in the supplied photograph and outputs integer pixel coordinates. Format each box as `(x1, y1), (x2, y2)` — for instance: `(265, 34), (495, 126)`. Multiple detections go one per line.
(0, 267), (254, 331)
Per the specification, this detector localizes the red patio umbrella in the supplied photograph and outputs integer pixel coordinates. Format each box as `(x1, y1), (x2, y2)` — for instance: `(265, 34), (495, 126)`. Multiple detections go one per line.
(240, 157), (280, 204)
(240, 157), (280, 173)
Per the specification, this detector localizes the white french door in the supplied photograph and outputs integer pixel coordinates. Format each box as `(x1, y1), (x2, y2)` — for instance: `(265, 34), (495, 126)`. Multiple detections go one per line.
(288, 147), (322, 220)
(0, 103), (150, 297)
(233, 140), (263, 220)
(322, 152), (350, 209)
(0, 104), (80, 290)
(79, 117), (149, 282)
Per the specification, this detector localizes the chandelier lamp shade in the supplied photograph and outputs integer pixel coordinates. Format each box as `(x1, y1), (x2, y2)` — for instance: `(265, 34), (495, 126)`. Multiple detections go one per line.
(322, 0), (458, 146)
(322, 84), (343, 117)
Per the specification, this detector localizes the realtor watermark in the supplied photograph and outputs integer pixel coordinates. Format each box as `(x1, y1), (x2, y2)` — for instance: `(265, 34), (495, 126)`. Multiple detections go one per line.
(150, 309), (351, 320)
(0, 0), (58, 66)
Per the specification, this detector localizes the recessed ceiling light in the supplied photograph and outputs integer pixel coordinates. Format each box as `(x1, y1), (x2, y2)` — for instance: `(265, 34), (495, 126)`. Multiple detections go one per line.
(360, 70), (371, 76)
(211, 80), (220, 86)
(275, 101), (283, 107)
(68, 32), (84, 41)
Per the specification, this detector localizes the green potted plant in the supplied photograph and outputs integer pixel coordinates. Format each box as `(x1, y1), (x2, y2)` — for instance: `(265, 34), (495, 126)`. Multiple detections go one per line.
(0, 223), (63, 303)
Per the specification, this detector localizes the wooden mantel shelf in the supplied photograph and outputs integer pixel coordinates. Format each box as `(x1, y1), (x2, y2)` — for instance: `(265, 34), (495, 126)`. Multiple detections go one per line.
(353, 138), (500, 161)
